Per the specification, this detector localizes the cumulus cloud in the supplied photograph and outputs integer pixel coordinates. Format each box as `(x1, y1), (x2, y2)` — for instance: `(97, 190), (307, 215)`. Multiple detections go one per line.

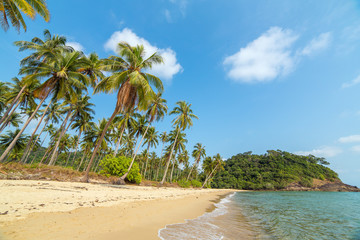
(300, 32), (332, 56)
(295, 146), (342, 158)
(342, 74), (360, 88)
(338, 134), (360, 143)
(67, 41), (84, 52)
(223, 27), (298, 83)
(104, 28), (182, 81)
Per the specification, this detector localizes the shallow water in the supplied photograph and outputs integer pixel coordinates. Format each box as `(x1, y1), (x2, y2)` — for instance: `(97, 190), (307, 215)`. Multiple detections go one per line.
(159, 191), (360, 240)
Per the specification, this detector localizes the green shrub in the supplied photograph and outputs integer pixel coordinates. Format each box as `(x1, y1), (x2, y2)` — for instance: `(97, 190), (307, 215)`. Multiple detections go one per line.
(190, 179), (202, 188)
(100, 155), (142, 184)
(177, 179), (191, 188)
(299, 177), (313, 188)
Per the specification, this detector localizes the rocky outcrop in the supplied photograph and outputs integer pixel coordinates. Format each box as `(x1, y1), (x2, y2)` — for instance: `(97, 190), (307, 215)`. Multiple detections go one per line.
(284, 179), (360, 192)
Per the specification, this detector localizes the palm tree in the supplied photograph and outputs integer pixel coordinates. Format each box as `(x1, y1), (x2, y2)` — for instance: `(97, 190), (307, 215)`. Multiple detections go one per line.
(168, 130), (187, 183)
(0, 0), (50, 32)
(83, 42), (164, 183)
(0, 129), (29, 161)
(187, 143), (206, 181)
(120, 93), (167, 182)
(142, 127), (158, 179)
(0, 77), (39, 133)
(202, 154), (224, 188)
(0, 82), (9, 114)
(48, 95), (94, 165)
(112, 111), (139, 156)
(71, 115), (94, 165)
(0, 112), (23, 131)
(160, 101), (198, 184)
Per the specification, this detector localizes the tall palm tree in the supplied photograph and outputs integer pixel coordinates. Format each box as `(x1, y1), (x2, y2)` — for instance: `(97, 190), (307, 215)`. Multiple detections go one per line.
(70, 115), (94, 164)
(0, 82), (9, 114)
(142, 127), (158, 179)
(0, 129), (29, 161)
(160, 101), (198, 184)
(83, 42), (164, 182)
(0, 77), (39, 133)
(202, 154), (224, 188)
(112, 111), (139, 156)
(0, 50), (90, 162)
(0, 0), (50, 32)
(120, 93), (167, 182)
(187, 143), (206, 181)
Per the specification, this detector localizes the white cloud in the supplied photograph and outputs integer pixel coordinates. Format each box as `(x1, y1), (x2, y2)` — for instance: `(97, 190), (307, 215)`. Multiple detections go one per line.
(164, 9), (172, 22)
(295, 146), (342, 158)
(338, 134), (360, 143)
(351, 145), (360, 152)
(300, 32), (332, 56)
(104, 28), (182, 81)
(67, 41), (84, 52)
(223, 27), (298, 83)
(342, 74), (360, 88)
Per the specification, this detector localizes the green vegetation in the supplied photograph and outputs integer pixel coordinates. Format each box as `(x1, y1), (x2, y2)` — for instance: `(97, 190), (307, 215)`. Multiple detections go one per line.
(100, 155), (141, 184)
(211, 150), (339, 190)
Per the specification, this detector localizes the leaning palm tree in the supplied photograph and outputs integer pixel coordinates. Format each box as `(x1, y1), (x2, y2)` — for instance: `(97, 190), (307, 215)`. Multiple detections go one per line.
(0, 0), (50, 32)
(0, 129), (29, 162)
(0, 82), (9, 114)
(187, 143), (206, 181)
(113, 111), (139, 156)
(202, 154), (224, 188)
(0, 50), (90, 162)
(83, 42), (164, 182)
(160, 101), (198, 184)
(119, 93), (167, 183)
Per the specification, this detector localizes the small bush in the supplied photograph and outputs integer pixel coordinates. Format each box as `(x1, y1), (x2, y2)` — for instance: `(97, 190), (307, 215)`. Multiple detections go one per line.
(190, 179), (202, 188)
(177, 179), (191, 188)
(100, 155), (141, 184)
(300, 177), (313, 188)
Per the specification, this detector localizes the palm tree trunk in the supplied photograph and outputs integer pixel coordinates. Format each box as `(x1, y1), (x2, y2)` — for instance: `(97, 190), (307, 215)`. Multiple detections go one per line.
(71, 130), (82, 165)
(21, 99), (52, 163)
(160, 128), (180, 184)
(119, 124), (151, 183)
(170, 157), (176, 183)
(26, 117), (49, 164)
(0, 100), (22, 133)
(202, 164), (219, 188)
(30, 130), (49, 165)
(48, 111), (72, 166)
(0, 92), (49, 162)
(0, 84), (26, 127)
(77, 148), (88, 171)
(187, 154), (200, 181)
(113, 127), (125, 156)
(143, 143), (151, 179)
(83, 109), (119, 182)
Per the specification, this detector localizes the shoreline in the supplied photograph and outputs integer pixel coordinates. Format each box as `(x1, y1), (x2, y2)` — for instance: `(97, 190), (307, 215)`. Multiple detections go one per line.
(0, 180), (236, 240)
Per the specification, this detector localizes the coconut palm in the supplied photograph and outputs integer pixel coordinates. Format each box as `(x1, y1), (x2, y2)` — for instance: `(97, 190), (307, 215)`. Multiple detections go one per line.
(202, 154), (224, 188)
(83, 42), (164, 183)
(0, 82), (9, 114)
(0, 129), (29, 161)
(0, 112), (23, 131)
(142, 127), (158, 179)
(0, 0), (50, 32)
(119, 93), (167, 183)
(168, 130), (187, 183)
(0, 49), (90, 162)
(187, 143), (206, 181)
(0, 77), (39, 133)
(112, 111), (139, 156)
(160, 101), (198, 184)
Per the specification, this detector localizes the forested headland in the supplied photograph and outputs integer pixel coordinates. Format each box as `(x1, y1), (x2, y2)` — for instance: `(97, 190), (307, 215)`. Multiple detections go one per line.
(210, 150), (353, 190)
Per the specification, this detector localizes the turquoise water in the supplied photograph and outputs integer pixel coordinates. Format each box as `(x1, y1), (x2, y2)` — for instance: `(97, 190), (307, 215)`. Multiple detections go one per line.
(159, 192), (360, 240)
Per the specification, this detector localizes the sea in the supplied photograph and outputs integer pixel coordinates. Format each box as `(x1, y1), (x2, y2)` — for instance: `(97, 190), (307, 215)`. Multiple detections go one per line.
(158, 191), (360, 240)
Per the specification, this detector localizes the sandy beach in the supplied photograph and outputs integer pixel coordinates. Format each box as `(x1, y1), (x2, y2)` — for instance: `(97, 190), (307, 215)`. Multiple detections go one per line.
(0, 180), (233, 240)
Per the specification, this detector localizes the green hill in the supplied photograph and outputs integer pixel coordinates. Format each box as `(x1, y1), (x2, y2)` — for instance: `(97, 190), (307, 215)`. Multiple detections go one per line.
(211, 150), (339, 190)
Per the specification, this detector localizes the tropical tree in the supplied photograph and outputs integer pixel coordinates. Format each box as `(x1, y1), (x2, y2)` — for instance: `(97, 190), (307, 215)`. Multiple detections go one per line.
(113, 111), (139, 156)
(160, 101), (198, 184)
(202, 154), (224, 188)
(0, 0), (50, 32)
(0, 129), (29, 161)
(187, 143), (206, 181)
(83, 42), (164, 183)
(142, 127), (158, 179)
(120, 93), (167, 182)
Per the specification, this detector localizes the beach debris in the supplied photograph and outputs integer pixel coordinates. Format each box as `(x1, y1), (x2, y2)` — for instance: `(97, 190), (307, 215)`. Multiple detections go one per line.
(0, 211), (8, 215)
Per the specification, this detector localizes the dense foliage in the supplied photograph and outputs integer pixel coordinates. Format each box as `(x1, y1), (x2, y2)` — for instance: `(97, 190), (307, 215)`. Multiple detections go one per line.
(100, 155), (142, 184)
(212, 150), (339, 190)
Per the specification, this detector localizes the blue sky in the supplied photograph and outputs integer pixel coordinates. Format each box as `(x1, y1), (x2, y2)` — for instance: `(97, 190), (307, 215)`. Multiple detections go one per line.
(1, 0), (360, 187)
